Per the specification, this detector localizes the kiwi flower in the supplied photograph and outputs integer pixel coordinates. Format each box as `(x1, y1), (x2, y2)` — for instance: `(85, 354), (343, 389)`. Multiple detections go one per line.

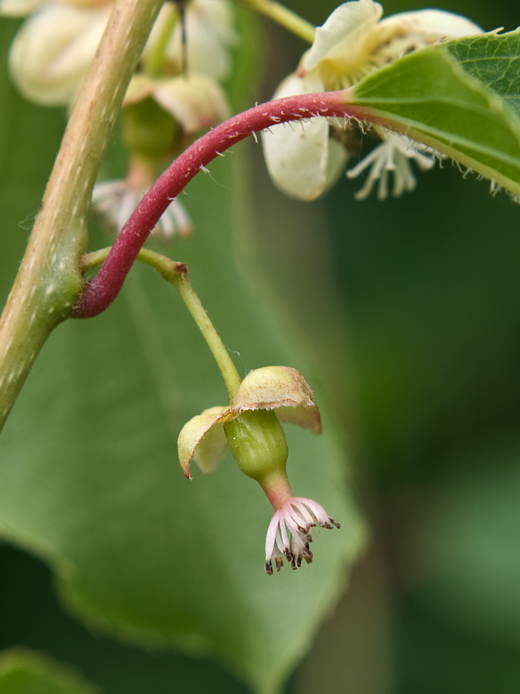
(262, 0), (482, 201)
(1, 0), (237, 106)
(178, 366), (340, 574)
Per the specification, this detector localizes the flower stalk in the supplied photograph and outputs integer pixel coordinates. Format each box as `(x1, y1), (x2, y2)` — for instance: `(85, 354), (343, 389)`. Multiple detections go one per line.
(81, 247), (242, 400)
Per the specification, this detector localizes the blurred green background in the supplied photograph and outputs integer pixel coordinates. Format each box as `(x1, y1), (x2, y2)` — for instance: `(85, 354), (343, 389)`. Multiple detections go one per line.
(2, 0), (520, 692)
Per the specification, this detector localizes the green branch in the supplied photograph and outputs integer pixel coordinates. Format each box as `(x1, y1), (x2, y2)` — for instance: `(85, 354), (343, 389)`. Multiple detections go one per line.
(0, 0), (163, 431)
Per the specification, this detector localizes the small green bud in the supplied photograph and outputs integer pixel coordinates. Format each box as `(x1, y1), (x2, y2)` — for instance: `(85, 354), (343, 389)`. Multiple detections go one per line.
(224, 410), (288, 483)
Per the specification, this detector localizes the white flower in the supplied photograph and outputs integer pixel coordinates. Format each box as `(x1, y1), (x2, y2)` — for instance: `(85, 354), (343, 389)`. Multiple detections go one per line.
(4, 0), (236, 107)
(262, 0), (482, 201)
(7, 1), (111, 106)
(346, 131), (436, 200)
(91, 178), (193, 242)
(265, 497), (340, 575)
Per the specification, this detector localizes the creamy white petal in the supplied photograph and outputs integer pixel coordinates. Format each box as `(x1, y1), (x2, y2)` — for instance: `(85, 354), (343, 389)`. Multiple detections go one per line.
(378, 8), (482, 40)
(263, 117), (348, 201)
(9, 3), (110, 105)
(324, 136), (349, 193)
(262, 73), (346, 201)
(370, 8), (482, 66)
(172, 11), (234, 80)
(302, 0), (382, 72)
(0, 0), (45, 16)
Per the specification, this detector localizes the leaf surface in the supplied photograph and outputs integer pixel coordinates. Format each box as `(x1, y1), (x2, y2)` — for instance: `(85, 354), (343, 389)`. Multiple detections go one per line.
(0, 15), (364, 694)
(0, 649), (98, 694)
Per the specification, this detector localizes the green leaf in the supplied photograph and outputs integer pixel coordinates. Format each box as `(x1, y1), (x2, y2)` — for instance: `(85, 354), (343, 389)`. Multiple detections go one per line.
(444, 32), (520, 119)
(0, 16), (365, 694)
(0, 649), (98, 694)
(348, 30), (520, 199)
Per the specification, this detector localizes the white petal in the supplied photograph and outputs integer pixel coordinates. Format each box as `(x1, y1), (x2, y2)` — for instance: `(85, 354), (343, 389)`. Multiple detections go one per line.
(0, 0), (45, 16)
(9, 4), (110, 106)
(195, 0), (235, 35)
(302, 0), (382, 72)
(179, 0), (237, 80)
(262, 73), (337, 200)
(379, 9), (482, 40)
(324, 136), (349, 193)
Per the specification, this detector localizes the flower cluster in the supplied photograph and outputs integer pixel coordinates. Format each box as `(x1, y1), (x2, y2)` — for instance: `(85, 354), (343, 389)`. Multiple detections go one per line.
(262, 0), (482, 201)
(178, 366), (340, 574)
(2, 0), (236, 107)
(1, 0), (236, 240)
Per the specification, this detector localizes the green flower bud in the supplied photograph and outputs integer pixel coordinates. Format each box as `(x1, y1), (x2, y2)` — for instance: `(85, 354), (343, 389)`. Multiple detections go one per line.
(224, 410), (288, 484)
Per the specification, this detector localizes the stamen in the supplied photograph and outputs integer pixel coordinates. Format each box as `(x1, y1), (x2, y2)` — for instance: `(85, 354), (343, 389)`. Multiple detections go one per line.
(347, 133), (436, 201)
(264, 497), (339, 574)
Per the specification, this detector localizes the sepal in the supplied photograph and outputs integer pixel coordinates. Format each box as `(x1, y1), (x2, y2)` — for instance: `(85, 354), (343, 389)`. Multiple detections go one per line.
(232, 366), (322, 434)
(177, 406), (232, 479)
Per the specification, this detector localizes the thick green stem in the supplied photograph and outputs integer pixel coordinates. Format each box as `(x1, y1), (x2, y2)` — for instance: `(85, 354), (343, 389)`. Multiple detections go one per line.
(81, 248), (242, 401)
(239, 0), (315, 43)
(0, 0), (163, 431)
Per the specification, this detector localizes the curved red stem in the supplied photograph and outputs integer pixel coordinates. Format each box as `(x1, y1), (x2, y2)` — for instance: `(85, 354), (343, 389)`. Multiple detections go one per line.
(73, 90), (366, 318)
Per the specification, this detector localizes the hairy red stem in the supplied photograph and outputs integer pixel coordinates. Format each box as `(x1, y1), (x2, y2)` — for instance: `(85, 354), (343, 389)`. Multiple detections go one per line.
(74, 90), (367, 318)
